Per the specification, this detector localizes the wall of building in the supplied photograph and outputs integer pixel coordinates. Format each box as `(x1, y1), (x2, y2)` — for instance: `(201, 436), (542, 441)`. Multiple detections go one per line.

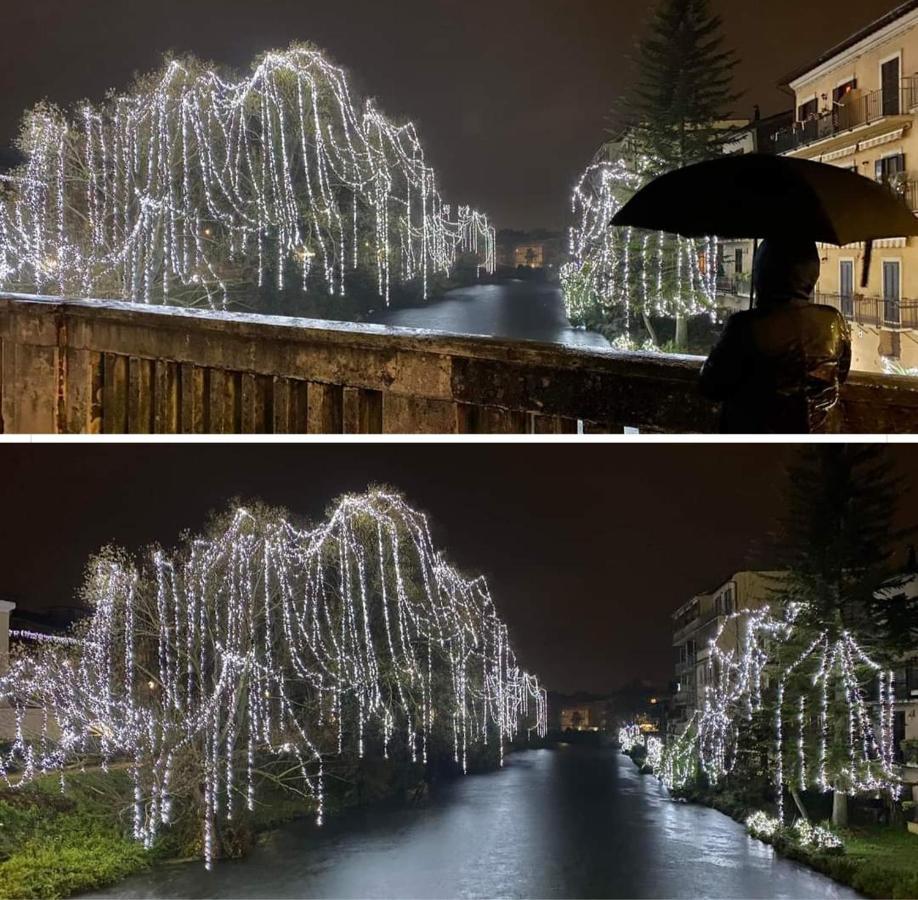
(781, 8), (918, 374)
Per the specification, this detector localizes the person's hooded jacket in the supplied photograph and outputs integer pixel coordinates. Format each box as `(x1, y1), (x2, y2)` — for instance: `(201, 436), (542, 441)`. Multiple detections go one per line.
(699, 239), (852, 434)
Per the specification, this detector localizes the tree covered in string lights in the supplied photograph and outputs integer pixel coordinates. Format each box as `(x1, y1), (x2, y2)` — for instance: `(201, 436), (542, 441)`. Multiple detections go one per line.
(654, 448), (913, 828)
(655, 604), (901, 829)
(0, 491), (545, 868)
(561, 154), (720, 349)
(773, 446), (915, 825)
(0, 46), (495, 313)
(562, 0), (741, 350)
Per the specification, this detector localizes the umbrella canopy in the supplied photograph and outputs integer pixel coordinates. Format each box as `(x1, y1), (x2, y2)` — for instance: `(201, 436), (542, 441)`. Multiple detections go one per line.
(611, 153), (918, 246)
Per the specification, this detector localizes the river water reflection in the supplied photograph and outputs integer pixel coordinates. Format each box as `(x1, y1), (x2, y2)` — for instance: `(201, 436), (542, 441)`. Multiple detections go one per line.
(88, 746), (859, 900)
(367, 281), (611, 350)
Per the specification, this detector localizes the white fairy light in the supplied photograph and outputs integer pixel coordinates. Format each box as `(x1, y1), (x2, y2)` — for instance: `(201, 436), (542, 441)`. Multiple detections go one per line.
(651, 605), (899, 816)
(560, 154), (718, 335)
(619, 723), (644, 753)
(746, 810), (780, 840)
(0, 490), (545, 870)
(0, 47), (495, 309)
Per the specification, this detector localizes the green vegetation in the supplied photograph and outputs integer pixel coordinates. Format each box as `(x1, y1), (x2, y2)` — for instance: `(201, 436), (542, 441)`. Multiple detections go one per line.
(0, 771), (151, 900)
(784, 826), (918, 900)
(0, 749), (492, 899)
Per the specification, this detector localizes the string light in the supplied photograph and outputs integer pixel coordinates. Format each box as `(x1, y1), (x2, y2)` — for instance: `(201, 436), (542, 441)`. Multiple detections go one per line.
(0, 491), (545, 870)
(653, 605), (899, 818)
(560, 155), (718, 341)
(0, 47), (495, 309)
(619, 723), (644, 753)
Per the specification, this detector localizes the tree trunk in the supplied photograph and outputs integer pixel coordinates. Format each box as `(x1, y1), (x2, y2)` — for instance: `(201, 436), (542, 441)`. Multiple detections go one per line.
(642, 312), (659, 349)
(674, 315), (688, 350)
(832, 789), (848, 828)
(790, 786), (809, 822)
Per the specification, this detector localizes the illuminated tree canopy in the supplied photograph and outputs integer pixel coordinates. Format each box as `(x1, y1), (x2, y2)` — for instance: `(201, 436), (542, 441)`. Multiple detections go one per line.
(561, 155), (719, 347)
(0, 46), (496, 309)
(655, 605), (899, 821)
(0, 491), (545, 868)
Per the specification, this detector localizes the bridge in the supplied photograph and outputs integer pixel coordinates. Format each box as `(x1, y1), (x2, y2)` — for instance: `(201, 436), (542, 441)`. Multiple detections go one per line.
(2, 292), (918, 434)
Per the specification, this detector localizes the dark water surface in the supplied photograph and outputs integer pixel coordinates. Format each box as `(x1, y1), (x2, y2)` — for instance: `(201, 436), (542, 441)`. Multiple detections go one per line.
(368, 281), (610, 349)
(87, 746), (859, 899)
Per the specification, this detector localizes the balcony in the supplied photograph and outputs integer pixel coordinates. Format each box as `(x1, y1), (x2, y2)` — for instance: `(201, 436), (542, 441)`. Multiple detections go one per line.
(816, 292), (918, 331)
(774, 80), (918, 155)
(4, 293), (918, 433)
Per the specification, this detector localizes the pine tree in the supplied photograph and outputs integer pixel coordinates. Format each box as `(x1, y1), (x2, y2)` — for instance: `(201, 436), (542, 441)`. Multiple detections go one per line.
(775, 446), (915, 826)
(779, 445), (909, 651)
(623, 0), (742, 174)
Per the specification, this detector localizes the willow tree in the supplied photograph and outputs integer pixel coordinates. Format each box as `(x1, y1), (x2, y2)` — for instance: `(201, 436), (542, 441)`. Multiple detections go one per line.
(0, 491), (545, 867)
(0, 46), (495, 312)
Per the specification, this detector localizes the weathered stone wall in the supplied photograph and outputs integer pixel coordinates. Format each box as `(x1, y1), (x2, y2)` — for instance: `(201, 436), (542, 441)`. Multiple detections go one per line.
(2, 293), (918, 433)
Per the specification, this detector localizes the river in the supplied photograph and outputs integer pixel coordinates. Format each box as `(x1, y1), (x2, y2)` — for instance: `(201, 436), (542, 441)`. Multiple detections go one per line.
(366, 280), (610, 349)
(87, 745), (858, 899)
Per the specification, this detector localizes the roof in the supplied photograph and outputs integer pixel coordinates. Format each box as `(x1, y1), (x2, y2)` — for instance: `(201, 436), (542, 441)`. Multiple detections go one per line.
(779, 0), (918, 86)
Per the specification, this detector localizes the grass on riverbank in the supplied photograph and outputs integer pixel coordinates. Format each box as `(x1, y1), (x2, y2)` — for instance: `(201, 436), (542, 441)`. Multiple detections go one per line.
(0, 770), (151, 900)
(0, 751), (442, 900)
(791, 826), (918, 900)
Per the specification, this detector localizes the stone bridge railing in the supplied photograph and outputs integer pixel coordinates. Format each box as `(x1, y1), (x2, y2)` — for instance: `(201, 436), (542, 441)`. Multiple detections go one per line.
(2, 293), (918, 434)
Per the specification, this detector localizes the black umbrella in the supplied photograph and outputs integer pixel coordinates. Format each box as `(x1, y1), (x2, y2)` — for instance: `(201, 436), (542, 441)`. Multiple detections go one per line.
(611, 153), (918, 289)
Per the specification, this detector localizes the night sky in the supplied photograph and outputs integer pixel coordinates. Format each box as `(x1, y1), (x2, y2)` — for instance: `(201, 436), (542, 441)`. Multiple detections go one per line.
(2, 444), (916, 694)
(0, 0), (903, 229)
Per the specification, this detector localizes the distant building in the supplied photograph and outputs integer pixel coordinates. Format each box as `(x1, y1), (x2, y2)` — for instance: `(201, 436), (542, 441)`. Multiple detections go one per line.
(551, 692), (611, 732)
(774, 0), (918, 373)
(496, 230), (564, 271)
(670, 571), (785, 736)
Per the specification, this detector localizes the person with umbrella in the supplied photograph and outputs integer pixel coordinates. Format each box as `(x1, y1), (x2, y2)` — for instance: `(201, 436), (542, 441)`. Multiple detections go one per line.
(612, 154), (918, 433)
(698, 237), (851, 433)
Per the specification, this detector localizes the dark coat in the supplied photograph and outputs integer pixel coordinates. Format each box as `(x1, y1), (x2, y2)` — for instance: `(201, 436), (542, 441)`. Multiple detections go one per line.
(699, 300), (852, 434)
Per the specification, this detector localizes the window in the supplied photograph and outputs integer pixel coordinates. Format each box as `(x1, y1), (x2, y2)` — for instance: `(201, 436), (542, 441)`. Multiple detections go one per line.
(883, 259), (901, 326)
(734, 248), (744, 275)
(882, 56), (901, 116)
(840, 260), (854, 318)
(894, 712), (906, 762)
(798, 97), (818, 121)
(897, 665), (918, 698)
(876, 153), (906, 187)
(833, 79), (857, 104)
(716, 588), (734, 616)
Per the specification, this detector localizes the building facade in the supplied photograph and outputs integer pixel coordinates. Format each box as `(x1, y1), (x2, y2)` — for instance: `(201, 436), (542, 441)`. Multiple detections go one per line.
(670, 571), (784, 736)
(775, 0), (918, 373)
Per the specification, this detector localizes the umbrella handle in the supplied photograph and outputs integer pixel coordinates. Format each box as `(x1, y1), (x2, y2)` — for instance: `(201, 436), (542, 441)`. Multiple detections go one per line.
(749, 239), (758, 311)
(862, 240), (873, 290)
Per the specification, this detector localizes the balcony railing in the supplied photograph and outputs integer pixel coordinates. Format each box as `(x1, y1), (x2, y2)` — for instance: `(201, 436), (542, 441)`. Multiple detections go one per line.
(3, 293), (918, 433)
(816, 292), (918, 330)
(715, 276), (751, 298)
(774, 80), (918, 154)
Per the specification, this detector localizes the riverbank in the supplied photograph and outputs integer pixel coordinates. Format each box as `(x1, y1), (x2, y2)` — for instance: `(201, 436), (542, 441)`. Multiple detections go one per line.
(0, 740), (523, 900)
(623, 748), (918, 900)
(0, 760), (423, 899)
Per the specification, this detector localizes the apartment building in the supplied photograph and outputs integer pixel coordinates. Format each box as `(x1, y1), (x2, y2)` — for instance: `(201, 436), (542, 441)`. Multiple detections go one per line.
(670, 571), (784, 736)
(775, 1), (918, 372)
